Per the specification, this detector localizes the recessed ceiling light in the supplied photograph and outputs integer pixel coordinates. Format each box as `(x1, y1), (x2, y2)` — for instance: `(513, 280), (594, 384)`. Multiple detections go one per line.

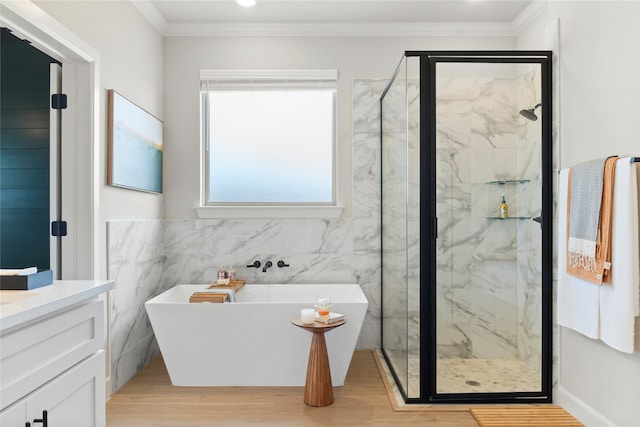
(237, 0), (256, 7)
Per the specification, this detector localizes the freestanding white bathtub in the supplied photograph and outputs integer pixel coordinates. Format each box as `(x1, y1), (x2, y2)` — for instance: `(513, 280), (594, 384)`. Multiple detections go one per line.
(145, 284), (368, 387)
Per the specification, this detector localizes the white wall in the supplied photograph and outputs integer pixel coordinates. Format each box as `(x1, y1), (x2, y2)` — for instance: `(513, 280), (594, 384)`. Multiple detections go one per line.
(163, 35), (516, 219)
(33, 0), (164, 278)
(519, 2), (640, 426)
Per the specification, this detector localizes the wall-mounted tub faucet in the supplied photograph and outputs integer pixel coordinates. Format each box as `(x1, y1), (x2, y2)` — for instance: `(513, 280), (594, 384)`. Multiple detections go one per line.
(262, 261), (273, 272)
(246, 261), (261, 269)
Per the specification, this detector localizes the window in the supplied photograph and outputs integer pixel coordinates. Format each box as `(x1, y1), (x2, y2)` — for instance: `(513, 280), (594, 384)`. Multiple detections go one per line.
(200, 70), (339, 216)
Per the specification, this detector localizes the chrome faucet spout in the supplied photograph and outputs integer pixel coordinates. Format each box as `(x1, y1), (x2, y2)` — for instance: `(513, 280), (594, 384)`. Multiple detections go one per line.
(262, 261), (273, 272)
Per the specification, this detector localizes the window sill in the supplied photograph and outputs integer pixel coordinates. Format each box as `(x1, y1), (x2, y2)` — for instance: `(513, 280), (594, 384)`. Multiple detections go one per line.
(195, 205), (344, 219)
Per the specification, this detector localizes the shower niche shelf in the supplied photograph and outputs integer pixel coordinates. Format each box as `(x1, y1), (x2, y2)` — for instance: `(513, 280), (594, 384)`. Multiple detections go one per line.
(485, 179), (531, 185)
(486, 216), (531, 220)
(485, 179), (532, 220)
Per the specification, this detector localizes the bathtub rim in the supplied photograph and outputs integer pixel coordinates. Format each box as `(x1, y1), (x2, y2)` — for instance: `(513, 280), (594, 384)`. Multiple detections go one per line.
(146, 283), (369, 305)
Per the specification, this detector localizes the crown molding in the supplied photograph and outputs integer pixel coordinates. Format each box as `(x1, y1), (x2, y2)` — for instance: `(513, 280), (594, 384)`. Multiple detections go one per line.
(133, 0), (547, 38)
(164, 21), (517, 37)
(511, 0), (547, 35)
(131, 0), (168, 34)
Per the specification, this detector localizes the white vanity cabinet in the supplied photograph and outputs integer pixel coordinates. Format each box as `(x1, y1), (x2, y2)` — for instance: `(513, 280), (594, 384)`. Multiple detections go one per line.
(0, 400), (25, 426)
(1, 352), (104, 427)
(0, 281), (113, 427)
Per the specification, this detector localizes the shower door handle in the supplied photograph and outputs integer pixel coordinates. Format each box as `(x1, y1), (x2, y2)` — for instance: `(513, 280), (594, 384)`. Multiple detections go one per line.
(532, 215), (543, 228)
(433, 217), (438, 239)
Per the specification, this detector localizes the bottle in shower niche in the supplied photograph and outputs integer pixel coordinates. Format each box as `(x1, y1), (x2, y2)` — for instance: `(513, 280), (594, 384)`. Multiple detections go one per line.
(500, 196), (508, 219)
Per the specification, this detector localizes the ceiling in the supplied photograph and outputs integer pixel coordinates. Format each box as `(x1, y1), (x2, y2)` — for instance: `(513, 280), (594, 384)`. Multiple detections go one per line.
(133, 0), (540, 36)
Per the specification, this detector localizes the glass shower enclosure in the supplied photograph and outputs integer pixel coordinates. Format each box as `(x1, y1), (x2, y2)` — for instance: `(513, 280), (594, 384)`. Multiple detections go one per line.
(380, 51), (552, 404)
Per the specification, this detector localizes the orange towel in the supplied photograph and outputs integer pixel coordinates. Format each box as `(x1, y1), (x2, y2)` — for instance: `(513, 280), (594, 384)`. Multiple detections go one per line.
(566, 156), (617, 284)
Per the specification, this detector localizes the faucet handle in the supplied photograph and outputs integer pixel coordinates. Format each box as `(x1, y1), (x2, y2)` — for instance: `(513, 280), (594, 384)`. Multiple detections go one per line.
(277, 260), (289, 268)
(262, 260), (273, 273)
(246, 261), (261, 268)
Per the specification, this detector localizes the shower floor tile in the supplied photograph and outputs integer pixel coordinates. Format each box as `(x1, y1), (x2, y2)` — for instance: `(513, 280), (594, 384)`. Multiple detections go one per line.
(435, 358), (540, 394)
(385, 350), (540, 397)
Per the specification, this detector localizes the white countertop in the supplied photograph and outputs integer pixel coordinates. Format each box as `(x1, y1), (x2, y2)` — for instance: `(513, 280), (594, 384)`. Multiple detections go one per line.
(0, 280), (114, 333)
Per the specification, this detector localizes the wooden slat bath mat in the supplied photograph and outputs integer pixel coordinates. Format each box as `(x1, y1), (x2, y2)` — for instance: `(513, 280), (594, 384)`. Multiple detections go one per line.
(470, 406), (583, 427)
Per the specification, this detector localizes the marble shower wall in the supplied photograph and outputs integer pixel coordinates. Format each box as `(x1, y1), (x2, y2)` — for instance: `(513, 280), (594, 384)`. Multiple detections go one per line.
(377, 67), (543, 373)
(106, 78), (384, 393)
(435, 69), (542, 371)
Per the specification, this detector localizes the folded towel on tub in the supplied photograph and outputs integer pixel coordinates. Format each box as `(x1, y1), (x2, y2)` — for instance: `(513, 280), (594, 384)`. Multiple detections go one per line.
(566, 156), (617, 284)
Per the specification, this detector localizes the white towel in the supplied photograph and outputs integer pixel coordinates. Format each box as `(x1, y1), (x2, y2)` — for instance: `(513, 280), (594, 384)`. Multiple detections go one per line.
(599, 158), (640, 353)
(557, 169), (601, 339)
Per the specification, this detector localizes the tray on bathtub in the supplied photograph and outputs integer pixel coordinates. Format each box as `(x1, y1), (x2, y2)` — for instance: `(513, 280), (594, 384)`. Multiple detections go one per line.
(208, 280), (245, 292)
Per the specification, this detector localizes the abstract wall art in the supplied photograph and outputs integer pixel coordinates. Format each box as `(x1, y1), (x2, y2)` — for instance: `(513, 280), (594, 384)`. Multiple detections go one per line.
(108, 89), (163, 193)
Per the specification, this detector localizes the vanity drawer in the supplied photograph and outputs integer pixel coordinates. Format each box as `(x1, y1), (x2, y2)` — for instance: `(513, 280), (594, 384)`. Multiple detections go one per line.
(0, 299), (104, 409)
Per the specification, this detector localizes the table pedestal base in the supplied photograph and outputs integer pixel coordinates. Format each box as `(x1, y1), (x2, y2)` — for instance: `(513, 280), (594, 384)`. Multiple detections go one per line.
(290, 316), (345, 407)
(304, 331), (333, 407)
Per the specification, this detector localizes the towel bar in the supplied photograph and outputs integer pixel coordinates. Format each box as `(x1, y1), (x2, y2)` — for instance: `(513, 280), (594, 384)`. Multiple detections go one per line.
(558, 158), (639, 173)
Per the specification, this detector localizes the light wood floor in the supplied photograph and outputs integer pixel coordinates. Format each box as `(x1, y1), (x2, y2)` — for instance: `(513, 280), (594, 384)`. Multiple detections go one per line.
(106, 350), (478, 427)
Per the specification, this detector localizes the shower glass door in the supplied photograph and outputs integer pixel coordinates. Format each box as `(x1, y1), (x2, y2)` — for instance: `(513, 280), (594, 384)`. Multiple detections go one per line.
(433, 59), (547, 397)
(381, 55), (422, 400)
(381, 56), (410, 398)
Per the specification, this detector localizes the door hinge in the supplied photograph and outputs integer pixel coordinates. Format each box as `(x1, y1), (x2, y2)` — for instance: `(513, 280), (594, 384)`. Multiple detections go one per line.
(51, 221), (67, 237)
(51, 93), (67, 109)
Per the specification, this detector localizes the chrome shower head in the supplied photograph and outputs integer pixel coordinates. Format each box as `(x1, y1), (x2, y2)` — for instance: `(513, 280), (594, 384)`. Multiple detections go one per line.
(519, 103), (542, 121)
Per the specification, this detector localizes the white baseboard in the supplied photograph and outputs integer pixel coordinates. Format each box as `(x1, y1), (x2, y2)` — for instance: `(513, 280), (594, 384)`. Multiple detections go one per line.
(556, 385), (616, 427)
(105, 376), (112, 401)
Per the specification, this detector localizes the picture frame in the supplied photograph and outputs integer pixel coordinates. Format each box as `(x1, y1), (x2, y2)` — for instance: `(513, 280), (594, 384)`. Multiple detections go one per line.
(107, 89), (163, 193)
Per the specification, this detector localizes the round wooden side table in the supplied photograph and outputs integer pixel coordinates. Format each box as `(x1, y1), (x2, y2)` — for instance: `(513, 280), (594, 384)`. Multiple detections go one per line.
(291, 316), (346, 407)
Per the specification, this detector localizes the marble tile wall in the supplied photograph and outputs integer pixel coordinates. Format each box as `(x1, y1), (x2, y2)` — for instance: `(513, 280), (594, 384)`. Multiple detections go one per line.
(106, 78), (384, 393)
(160, 217), (381, 351)
(434, 70), (543, 370)
(107, 220), (165, 392)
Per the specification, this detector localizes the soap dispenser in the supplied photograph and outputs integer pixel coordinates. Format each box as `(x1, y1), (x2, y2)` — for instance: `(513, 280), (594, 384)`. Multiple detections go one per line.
(500, 196), (508, 219)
